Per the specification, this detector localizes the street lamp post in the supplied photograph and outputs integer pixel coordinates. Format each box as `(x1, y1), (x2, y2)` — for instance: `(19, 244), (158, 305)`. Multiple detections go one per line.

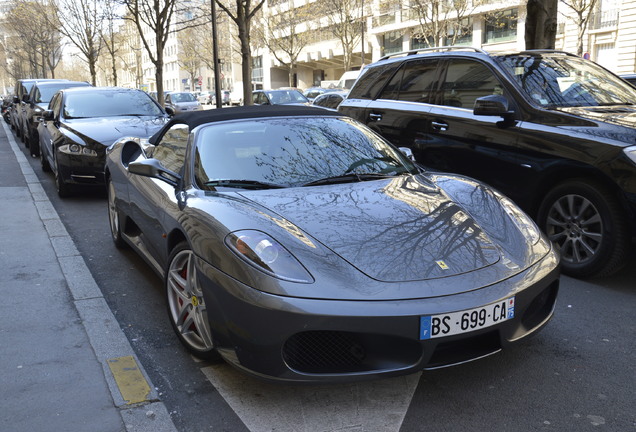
(360, 0), (365, 66)
(211, 0), (223, 107)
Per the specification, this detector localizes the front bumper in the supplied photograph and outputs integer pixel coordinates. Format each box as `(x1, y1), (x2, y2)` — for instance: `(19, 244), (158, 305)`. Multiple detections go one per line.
(197, 246), (560, 382)
(57, 147), (106, 186)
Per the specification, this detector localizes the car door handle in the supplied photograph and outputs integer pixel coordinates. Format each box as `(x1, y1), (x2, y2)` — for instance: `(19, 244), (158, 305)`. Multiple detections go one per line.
(431, 121), (448, 131)
(369, 113), (382, 121)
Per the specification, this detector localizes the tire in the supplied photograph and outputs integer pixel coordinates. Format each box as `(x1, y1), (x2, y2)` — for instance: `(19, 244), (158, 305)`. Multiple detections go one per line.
(40, 143), (51, 172)
(29, 132), (39, 157)
(165, 242), (220, 361)
(107, 178), (127, 248)
(53, 152), (72, 198)
(537, 179), (629, 278)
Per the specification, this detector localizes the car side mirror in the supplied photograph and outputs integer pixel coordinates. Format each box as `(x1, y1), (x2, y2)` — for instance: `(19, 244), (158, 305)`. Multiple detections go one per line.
(165, 106), (175, 116)
(13, 96), (19, 104)
(42, 110), (54, 121)
(474, 95), (514, 117)
(399, 147), (416, 162)
(128, 158), (181, 187)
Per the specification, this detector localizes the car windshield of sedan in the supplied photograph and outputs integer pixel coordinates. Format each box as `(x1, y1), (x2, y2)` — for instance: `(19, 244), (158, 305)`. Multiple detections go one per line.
(496, 55), (636, 108)
(63, 90), (164, 118)
(171, 92), (197, 103)
(194, 116), (417, 189)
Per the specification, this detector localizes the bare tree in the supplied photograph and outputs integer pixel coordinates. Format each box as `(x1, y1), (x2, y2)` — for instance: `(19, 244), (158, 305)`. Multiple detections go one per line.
(121, 0), (177, 105)
(256, 2), (316, 86)
(525, 0), (558, 49)
(100, 0), (121, 86)
(216, 0), (266, 105)
(177, 26), (204, 90)
(409, 0), (477, 48)
(559, 0), (598, 55)
(55, 0), (105, 85)
(322, 0), (364, 71)
(3, 0), (63, 79)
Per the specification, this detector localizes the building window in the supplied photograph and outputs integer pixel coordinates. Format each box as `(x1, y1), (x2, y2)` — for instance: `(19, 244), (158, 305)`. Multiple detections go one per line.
(382, 31), (403, 56)
(411, 35), (434, 50)
(251, 56), (263, 83)
(444, 18), (473, 46)
(483, 8), (518, 44)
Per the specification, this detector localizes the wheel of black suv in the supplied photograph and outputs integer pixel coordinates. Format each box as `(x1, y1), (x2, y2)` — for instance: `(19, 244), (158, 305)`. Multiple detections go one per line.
(29, 134), (39, 157)
(165, 242), (220, 361)
(537, 179), (629, 278)
(53, 151), (72, 198)
(107, 177), (127, 248)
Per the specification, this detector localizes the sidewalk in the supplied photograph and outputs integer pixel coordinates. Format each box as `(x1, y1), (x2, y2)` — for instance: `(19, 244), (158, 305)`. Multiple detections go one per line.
(0, 122), (177, 432)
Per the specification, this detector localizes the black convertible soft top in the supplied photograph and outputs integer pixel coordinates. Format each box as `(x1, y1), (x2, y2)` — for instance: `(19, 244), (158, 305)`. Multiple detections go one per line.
(149, 105), (342, 144)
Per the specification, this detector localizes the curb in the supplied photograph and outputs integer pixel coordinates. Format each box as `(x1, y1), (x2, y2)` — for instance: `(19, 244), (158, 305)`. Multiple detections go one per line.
(2, 122), (178, 432)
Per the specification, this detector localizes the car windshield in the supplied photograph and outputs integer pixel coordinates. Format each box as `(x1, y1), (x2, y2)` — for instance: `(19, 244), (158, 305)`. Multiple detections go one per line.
(171, 93), (197, 103)
(496, 55), (636, 108)
(36, 84), (88, 104)
(194, 116), (417, 189)
(63, 90), (164, 118)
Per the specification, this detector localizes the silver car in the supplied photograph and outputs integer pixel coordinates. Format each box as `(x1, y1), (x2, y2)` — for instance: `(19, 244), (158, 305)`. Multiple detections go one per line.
(165, 92), (202, 113)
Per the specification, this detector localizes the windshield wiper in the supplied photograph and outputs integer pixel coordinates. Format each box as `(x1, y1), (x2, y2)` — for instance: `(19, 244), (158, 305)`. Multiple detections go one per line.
(204, 179), (286, 190)
(303, 173), (396, 187)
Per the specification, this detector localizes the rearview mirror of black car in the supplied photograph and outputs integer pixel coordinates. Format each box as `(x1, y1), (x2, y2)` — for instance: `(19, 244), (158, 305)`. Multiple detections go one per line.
(474, 95), (513, 117)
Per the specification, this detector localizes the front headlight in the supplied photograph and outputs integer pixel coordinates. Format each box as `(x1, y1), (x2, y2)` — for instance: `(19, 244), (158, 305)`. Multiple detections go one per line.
(59, 143), (98, 156)
(497, 194), (542, 245)
(225, 230), (314, 283)
(624, 146), (636, 165)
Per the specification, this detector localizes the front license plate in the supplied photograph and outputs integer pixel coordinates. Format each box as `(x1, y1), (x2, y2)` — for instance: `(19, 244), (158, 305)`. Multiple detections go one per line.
(420, 297), (515, 340)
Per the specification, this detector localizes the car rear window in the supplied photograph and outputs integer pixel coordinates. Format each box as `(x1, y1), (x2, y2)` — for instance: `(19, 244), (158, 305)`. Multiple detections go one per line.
(348, 63), (401, 100)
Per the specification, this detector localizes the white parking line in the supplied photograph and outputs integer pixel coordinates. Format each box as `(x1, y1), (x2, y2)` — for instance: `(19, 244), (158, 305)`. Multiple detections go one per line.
(201, 364), (420, 432)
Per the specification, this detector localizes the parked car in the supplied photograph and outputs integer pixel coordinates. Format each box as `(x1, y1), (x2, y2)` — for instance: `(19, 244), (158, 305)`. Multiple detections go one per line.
(164, 91), (202, 113)
(198, 91), (214, 105)
(23, 80), (92, 157)
(339, 47), (636, 278)
(252, 89), (310, 106)
(229, 88), (243, 106)
(312, 90), (348, 111)
(105, 105), (559, 382)
(38, 87), (169, 197)
(621, 73), (636, 86)
(9, 78), (67, 139)
(221, 90), (231, 105)
(2, 95), (12, 123)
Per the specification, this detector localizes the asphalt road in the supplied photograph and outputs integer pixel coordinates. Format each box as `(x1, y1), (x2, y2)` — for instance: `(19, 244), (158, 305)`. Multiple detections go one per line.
(12, 130), (636, 432)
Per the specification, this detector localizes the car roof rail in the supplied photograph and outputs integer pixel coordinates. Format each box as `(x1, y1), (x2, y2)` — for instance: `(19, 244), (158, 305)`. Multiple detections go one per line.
(517, 49), (579, 57)
(379, 46), (487, 61)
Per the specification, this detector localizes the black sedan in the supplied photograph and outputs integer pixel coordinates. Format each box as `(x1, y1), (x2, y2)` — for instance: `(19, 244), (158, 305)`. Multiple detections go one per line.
(38, 87), (170, 197)
(106, 106), (560, 382)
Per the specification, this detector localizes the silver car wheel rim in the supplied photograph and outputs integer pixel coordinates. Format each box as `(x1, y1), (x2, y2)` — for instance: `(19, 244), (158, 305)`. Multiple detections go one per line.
(167, 250), (213, 352)
(545, 193), (603, 265)
(107, 181), (119, 239)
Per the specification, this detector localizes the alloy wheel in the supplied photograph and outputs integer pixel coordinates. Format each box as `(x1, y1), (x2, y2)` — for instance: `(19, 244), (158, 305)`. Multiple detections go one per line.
(166, 249), (214, 353)
(544, 193), (603, 265)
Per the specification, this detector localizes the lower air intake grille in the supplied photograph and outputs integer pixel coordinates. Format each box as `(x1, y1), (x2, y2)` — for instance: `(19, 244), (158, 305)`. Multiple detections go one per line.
(283, 331), (366, 373)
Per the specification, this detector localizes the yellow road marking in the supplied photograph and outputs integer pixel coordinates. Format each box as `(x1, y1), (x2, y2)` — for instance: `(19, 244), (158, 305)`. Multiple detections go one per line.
(107, 356), (151, 405)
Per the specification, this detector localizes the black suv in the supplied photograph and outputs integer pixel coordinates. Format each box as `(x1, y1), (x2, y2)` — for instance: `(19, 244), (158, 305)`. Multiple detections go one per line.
(339, 48), (636, 278)
(22, 80), (91, 157)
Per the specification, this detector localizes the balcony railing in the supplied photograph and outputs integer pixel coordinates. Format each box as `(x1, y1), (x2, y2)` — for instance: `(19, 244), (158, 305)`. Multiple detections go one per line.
(373, 13), (396, 27)
(589, 9), (619, 30)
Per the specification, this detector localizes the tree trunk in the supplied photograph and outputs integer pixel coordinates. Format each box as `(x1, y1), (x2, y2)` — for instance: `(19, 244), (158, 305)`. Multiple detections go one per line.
(239, 22), (252, 105)
(525, 0), (558, 49)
